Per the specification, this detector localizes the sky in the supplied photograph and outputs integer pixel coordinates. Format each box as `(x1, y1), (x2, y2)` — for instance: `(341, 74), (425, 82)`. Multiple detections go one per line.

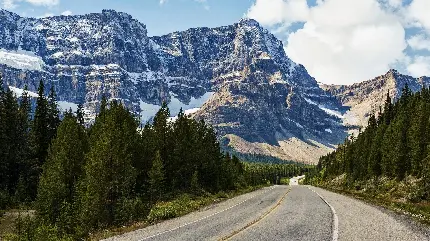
(1, 0), (430, 85)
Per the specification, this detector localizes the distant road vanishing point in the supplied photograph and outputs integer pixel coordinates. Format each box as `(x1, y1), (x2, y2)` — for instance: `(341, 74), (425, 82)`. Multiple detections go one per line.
(106, 180), (429, 241)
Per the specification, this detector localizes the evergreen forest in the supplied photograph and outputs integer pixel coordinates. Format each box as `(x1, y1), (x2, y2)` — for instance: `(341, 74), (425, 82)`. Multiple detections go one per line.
(306, 84), (430, 204)
(0, 75), (307, 240)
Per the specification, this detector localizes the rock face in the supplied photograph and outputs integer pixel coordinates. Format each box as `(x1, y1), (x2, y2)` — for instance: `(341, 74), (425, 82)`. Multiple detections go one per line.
(321, 69), (430, 135)
(0, 9), (355, 163)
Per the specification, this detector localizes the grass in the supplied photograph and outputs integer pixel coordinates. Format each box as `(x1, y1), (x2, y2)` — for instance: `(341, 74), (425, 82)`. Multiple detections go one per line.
(317, 176), (430, 226)
(0, 209), (35, 238)
(90, 185), (269, 240)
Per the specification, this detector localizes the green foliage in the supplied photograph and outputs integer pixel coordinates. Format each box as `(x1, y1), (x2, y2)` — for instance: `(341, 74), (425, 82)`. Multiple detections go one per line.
(79, 101), (138, 229)
(36, 113), (88, 232)
(1, 88), (312, 240)
(148, 151), (165, 202)
(313, 85), (430, 203)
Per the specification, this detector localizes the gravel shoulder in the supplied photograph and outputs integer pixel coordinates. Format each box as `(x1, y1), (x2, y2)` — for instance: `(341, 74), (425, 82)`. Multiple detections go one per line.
(310, 186), (430, 241)
(104, 185), (289, 241)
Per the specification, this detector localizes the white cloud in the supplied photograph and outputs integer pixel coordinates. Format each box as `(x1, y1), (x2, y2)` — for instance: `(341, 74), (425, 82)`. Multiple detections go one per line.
(1, 0), (59, 9)
(380, 0), (403, 8)
(407, 56), (430, 77)
(247, 0), (309, 26)
(247, 0), (408, 84)
(407, 0), (430, 31)
(26, 0), (59, 7)
(61, 10), (72, 16)
(160, 0), (209, 10)
(2, 0), (17, 9)
(407, 34), (430, 51)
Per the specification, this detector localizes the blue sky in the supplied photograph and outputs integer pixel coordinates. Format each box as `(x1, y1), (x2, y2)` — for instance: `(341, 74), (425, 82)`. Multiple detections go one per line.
(1, 0), (430, 85)
(3, 0), (256, 36)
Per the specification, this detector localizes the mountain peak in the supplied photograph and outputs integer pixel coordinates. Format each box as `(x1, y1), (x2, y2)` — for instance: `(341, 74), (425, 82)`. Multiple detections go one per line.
(101, 9), (132, 18)
(238, 18), (260, 27)
(386, 69), (399, 76)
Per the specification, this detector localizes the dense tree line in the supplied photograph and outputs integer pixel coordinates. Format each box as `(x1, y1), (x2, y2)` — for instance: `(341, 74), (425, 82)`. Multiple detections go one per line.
(309, 85), (430, 200)
(0, 75), (60, 207)
(0, 75), (307, 239)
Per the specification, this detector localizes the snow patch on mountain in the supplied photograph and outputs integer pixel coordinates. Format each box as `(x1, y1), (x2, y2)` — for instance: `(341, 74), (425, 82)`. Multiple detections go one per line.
(169, 92), (215, 117)
(304, 97), (344, 119)
(139, 100), (160, 122)
(139, 92), (215, 122)
(0, 49), (44, 71)
(8, 86), (39, 98)
(58, 101), (79, 112)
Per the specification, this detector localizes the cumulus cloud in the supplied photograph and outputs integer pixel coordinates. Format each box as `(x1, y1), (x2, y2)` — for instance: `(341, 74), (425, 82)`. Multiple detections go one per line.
(407, 34), (430, 51)
(247, 0), (309, 26)
(1, 0), (59, 9)
(2, 0), (17, 9)
(61, 10), (72, 16)
(406, 0), (430, 31)
(407, 56), (430, 77)
(160, 0), (209, 10)
(248, 0), (407, 84)
(26, 0), (59, 7)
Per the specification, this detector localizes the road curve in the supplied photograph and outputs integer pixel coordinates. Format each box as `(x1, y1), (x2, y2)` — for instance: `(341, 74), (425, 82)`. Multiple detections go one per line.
(105, 185), (289, 241)
(106, 185), (430, 241)
(309, 186), (430, 241)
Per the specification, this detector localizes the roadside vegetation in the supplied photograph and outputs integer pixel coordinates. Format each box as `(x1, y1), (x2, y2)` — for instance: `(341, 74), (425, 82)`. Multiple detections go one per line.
(0, 76), (308, 240)
(305, 84), (430, 224)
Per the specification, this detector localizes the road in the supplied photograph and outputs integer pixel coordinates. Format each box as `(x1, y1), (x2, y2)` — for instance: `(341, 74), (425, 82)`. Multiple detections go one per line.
(106, 183), (429, 241)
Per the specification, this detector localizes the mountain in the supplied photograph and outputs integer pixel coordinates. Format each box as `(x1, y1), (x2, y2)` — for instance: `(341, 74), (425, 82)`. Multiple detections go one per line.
(321, 69), (430, 135)
(0, 9), (353, 164)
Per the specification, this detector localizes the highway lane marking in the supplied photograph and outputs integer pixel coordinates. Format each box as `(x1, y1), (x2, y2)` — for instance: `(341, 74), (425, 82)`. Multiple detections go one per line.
(219, 186), (292, 241)
(135, 186), (278, 241)
(308, 187), (339, 241)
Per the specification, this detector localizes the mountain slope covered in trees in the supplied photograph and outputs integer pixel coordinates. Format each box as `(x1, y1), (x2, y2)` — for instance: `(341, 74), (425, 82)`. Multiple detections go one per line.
(306, 84), (430, 223)
(0, 74), (309, 239)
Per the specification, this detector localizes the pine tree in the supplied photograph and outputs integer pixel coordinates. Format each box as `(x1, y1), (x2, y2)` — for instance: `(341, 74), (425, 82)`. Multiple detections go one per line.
(47, 86), (60, 141)
(32, 81), (49, 164)
(135, 122), (156, 195)
(28, 80), (50, 200)
(196, 120), (222, 191)
(0, 74), (7, 199)
(2, 88), (22, 195)
(37, 113), (88, 231)
(190, 170), (200, 194)
(171, 108), (195, 190)
(383, 91), (394, 125)
(148, 150), (165, 202)
(15, 85), (33, 202)
(152, 102), (173, 188)
(79, 101), (138, 228)
(76, 103), (85, 126)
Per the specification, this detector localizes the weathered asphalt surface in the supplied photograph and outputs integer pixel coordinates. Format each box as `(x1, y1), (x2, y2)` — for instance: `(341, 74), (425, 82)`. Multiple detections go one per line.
(105, 185), (289, 241)
(106, 184), (430, 241)
(230, 185), (332, 241)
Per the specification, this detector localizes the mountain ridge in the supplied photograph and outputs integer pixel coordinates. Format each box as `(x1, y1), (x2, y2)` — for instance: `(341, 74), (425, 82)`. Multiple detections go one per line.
(1, 9), (427, 164)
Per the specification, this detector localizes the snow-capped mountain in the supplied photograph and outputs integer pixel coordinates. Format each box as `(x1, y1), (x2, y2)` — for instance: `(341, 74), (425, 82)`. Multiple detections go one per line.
(321, 69), (430, 135)
(0, 9), (349, 163)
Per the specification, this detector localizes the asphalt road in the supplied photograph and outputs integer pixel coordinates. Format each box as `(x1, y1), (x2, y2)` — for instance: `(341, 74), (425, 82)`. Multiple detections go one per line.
(106, 184), (430, 241)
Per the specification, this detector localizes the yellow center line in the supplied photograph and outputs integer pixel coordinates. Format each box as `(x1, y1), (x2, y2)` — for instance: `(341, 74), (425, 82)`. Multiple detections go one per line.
(219, 186), (292, 241)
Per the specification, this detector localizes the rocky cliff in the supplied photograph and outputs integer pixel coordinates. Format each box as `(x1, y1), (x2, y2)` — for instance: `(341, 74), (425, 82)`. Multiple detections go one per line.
(0, 9), (355, 163)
